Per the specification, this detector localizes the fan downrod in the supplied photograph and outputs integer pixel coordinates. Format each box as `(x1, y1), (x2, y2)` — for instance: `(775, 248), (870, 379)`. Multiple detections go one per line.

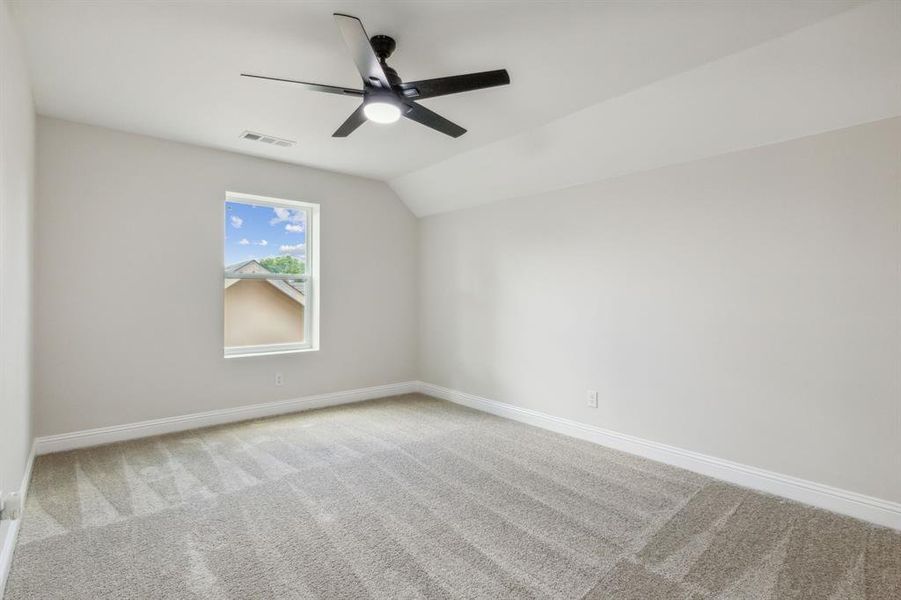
(370, 35), (401, 86)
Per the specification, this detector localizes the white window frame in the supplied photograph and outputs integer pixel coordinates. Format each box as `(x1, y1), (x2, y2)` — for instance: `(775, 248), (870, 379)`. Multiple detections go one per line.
(224, 191), (320, 358)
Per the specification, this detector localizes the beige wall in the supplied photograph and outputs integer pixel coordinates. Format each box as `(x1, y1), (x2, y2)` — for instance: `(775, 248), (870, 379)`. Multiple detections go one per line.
(34, 117), (419, 436)
(0, 0), (34, 502)
(419, 117), (901, 503)
(224, 280), (303, 347)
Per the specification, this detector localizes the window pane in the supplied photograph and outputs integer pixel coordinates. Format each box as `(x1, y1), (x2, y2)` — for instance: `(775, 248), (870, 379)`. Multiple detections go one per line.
(225, 200), (307, 275)
(224, 278), (305, 348)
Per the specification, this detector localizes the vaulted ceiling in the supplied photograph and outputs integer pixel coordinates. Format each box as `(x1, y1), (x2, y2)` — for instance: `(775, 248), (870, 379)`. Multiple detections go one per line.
(10, 1), (899, 216)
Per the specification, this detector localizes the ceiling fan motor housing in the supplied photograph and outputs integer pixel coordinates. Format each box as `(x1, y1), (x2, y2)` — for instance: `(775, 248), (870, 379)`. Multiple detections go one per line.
(370, 35), (396, 60)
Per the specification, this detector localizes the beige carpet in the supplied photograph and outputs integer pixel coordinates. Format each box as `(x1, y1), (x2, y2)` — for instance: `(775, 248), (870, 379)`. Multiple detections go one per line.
(5, 394), (900, 599)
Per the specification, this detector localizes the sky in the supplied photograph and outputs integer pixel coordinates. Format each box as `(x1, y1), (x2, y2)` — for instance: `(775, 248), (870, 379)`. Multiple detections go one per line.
(224, 201), (306, 267)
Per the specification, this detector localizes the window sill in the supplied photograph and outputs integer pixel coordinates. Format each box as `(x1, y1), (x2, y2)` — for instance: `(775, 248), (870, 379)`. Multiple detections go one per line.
(224, 346), (318, 359)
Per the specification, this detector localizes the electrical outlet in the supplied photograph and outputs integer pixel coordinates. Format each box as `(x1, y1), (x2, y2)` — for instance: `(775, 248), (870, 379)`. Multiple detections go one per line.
(275, 372), (284, 386)
(586, 390), (599, 408)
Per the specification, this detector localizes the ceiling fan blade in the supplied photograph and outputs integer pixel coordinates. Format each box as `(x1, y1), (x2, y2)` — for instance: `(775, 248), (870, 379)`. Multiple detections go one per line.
(241, 73), (363, 96)
(332, 103), (367, 137)
(399, 69), (510, 100)
(333, 13), (390, 88)
(403, 102), (466, 138)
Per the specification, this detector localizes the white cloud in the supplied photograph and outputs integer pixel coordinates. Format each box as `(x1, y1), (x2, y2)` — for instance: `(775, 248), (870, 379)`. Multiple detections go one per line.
(239, 238), (250, 245)
(270, 207), (291, 224)
(285, 223), (304, 233)
(256, 239), (268, 246)
(279, 243), (306, 256)
(230, 215), (243, 229)
(270, 207), (305, 227)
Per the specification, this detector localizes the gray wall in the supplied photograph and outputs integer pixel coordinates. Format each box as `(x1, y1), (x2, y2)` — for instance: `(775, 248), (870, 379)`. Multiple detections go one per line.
(33, 117), (419, 436)
(419, 117), (901, 503)
(0, 0), (35, 502)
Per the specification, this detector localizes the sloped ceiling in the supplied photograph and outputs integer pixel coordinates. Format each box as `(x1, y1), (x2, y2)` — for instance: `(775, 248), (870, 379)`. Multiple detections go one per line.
(10, 1), (899, 216)
(393, 1), (901, 215)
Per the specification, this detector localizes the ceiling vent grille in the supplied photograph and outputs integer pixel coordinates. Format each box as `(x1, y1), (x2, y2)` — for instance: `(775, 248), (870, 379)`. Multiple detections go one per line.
(240, 131), (296, 148)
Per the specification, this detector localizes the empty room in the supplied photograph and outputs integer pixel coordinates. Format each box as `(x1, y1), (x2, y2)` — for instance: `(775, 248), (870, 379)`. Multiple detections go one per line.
(1, 1), (899, 598)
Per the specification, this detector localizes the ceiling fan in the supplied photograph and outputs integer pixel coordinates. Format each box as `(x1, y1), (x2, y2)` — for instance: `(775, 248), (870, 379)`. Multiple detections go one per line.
(241, 13), (510, 138)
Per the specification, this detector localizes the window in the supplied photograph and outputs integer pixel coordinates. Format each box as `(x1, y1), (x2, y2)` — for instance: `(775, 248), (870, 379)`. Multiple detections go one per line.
(224, 191), (318, 357)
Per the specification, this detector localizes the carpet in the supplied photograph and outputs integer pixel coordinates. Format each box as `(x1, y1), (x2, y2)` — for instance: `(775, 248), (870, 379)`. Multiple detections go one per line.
(5, 394), (900, 599)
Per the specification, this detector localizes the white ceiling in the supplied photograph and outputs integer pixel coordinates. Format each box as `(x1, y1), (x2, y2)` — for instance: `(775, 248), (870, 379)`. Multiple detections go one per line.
(10, 0), (895, 216)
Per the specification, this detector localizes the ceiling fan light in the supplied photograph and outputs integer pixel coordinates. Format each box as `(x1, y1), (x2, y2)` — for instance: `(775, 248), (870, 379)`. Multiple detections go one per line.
(363, 101), (401, 124)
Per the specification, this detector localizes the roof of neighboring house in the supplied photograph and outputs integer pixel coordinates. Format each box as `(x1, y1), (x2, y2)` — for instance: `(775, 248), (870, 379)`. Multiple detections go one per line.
(224, 260), (304, 306)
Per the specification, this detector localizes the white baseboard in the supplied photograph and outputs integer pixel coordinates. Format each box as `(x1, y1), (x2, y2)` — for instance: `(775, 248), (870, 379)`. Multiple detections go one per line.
(0, 520), (21, 599)
(19, 379), (901, 530)
(17, 443), (36, 517)
(34, 381), (419, 455)
(0, 442), (35, 599)
(417, 382), (901, 531)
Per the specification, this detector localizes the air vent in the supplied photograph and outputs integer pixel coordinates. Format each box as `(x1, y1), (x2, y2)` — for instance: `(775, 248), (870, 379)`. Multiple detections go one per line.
(240, 131), (296, 148)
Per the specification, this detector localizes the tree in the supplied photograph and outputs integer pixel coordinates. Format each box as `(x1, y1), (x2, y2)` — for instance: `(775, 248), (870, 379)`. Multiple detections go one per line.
(259, 255), (305, 275)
